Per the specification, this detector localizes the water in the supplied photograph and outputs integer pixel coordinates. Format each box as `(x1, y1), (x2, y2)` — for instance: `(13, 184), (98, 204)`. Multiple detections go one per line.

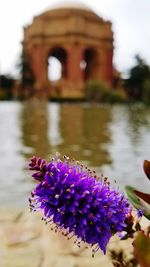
(0, 101), (150, 207)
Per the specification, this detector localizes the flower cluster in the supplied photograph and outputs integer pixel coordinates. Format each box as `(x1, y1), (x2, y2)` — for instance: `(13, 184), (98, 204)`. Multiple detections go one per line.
(29, 155), (131, 255)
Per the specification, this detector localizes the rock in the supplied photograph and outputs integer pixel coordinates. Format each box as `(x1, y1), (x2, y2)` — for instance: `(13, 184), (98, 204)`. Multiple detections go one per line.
(0, 207), (23, 222)
(0, 247), (43, 267)
(3, 223), (41, 246)
(1, 207), (148, 267)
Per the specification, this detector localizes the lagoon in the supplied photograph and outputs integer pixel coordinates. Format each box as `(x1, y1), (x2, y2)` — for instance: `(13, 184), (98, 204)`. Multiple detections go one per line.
(0, 101), (150, 207)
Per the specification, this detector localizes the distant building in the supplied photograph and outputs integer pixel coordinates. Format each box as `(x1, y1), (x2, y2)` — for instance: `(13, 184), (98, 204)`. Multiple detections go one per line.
(22, 1), (114, 99)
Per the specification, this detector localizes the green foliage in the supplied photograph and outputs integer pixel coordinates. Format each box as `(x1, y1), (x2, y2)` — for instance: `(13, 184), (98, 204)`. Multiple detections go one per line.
(105, 90), (126, 103)
(125, 186), (150, 220)
(86, 80), (126, 103)
(86, 80), (106, 101)
(142, 79), (150, 104)
(125, 55), (150, 101)
(0, 75), (15, 100)
(0, 91), (12, 100)
(0, 75), (15, 89)
(125, 160), (150, 220)
(18, 49), (35, 87)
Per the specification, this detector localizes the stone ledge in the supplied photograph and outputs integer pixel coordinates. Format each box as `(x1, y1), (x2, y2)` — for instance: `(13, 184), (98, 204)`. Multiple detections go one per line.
(2, 207), (148, 267)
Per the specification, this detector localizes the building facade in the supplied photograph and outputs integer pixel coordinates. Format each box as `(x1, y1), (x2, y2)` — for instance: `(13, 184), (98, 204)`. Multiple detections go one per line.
(23, 2), (114, 98)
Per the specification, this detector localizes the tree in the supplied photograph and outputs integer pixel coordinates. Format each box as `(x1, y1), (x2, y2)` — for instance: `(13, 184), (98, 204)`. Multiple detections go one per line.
(125, 55), (150, 101)
(18, 49), (35, 87)
(0, 74), (15, 100)
(0, 74), (15, 89)
(142, 79), (150, 104)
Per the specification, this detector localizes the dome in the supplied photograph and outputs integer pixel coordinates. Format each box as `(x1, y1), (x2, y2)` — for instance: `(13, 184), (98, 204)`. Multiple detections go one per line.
(50, 0), (92, 11)
(23, 0), (114, 97)
(40, 0), (99, 21)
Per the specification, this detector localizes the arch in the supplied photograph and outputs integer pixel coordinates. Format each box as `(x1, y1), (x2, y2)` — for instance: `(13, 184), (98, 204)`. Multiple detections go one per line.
(47, 47), (68, 81)
(48, 57), (62, 81)
(81, 48), (99, 81)
(23, 5), (114, 97)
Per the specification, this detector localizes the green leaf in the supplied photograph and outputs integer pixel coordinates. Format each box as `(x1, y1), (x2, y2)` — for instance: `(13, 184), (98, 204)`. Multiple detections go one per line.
(125, 186), (150, 220)
(125, 186), (141, 208)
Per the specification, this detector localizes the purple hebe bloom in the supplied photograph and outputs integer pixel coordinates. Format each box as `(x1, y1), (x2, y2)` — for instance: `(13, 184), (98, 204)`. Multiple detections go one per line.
(29, 155), (131, 255)
(137, 209), (144, 219)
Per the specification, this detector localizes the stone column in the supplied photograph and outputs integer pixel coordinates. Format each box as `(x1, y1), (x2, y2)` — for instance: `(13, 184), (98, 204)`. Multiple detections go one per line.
(67, 44), (83, 82)
(30, 44), (47, 89)
(101, 48), (113, 86)
(105, 49), (113, 86)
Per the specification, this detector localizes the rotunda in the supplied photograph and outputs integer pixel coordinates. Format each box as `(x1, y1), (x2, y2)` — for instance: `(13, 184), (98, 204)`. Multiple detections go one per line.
(23, 1), (114, 98)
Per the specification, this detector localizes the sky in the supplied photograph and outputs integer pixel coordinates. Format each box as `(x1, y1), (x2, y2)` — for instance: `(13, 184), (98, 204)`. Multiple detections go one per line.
(0, 0), (150, 77)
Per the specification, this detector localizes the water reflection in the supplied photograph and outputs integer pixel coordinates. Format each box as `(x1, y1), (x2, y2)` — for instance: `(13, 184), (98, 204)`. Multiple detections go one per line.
(0, 102), (150, 206)
(57, 104), (84, 159)
(48, 104), (62, 149)
(103, 105), (150, 192)
(0, 102), (25, 206)
(82, 105), (112, 166)
(47, 104), (112, 167)
(21, 100), (50, 158)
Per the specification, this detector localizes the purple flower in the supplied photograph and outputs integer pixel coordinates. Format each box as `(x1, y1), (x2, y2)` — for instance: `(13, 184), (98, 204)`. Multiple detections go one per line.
(29, 155), (131, 255)
(137, 209), (144, 219)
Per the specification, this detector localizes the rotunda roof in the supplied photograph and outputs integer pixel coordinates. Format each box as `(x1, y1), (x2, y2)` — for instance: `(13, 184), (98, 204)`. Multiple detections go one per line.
(40, 0), (100, 21)
(49, 1), (92, 11)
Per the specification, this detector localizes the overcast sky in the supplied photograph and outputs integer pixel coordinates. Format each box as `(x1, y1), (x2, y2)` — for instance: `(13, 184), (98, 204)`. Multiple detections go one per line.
(0, 0), (150, 77)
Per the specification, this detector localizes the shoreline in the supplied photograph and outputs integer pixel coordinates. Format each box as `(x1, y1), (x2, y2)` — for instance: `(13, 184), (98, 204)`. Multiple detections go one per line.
(1, 207), (149, 267)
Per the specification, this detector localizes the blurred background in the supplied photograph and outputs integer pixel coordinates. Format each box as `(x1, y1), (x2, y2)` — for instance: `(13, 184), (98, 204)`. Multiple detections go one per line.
(0, 0), (150, 207)
(0, 101), (150, 207)
(0, 1), (150, 266)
